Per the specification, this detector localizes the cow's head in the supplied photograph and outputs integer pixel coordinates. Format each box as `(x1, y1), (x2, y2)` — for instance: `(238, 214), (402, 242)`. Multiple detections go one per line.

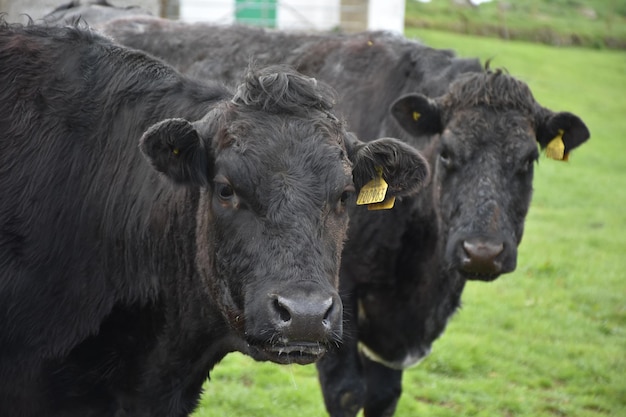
(391, 69), (589, 282)
(140, 66), (429, 364)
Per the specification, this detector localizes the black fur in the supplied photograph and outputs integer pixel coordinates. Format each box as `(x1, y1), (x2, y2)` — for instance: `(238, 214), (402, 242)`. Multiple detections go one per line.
(0, 20), (428, 417)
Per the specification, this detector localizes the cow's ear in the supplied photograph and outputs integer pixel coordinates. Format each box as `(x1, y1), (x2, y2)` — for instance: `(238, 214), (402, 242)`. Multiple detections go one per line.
(535, 110), (590, 161)
(140, 118), (212, 186)
(347, 134), (430, 198)
(390, 94), (443, 137)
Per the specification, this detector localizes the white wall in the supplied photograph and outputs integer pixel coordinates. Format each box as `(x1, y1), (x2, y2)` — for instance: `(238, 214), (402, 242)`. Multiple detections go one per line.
(368, 0), (405, 34)
(180, 0), (404, 32)
(180, 0), (235, 24)
(277, 0), (340, 31)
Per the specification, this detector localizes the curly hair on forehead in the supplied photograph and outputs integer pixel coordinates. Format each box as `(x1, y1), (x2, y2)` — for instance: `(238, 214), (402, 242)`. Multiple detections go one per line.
(231, 64), (338, 117)
(441, 68), (538, 116)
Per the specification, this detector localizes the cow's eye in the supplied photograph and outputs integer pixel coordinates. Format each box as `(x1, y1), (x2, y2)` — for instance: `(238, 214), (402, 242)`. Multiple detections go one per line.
(340, 186), (355, 205)
(439, 148), (453, 168)
(517, 152), (538, 175)
(336, 185), (355, 213)
(216, 182), (234, 201)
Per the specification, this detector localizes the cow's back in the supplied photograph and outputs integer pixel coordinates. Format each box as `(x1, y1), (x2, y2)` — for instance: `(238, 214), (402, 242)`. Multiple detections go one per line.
(288, 31), (482, 142)
(0, 22), (226, 408)
(97, 17), (481, 144)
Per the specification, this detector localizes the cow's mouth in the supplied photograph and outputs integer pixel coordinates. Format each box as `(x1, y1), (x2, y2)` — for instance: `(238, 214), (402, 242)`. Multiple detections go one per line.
(460, 270), (501, 282)
(249, 343), (327, 365)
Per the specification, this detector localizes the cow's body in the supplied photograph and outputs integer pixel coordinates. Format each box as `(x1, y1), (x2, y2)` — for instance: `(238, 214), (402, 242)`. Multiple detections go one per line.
(0, 20), (429, 417)
(42, 5), (590, 416)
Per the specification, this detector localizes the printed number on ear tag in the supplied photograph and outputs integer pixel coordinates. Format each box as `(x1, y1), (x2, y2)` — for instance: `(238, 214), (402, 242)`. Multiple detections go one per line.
(357, 167), (394, 210)
(367, 196), (396, 210)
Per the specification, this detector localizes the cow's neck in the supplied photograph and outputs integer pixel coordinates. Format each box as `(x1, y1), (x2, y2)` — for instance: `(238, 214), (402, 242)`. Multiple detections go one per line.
(408, 151), (466, 345)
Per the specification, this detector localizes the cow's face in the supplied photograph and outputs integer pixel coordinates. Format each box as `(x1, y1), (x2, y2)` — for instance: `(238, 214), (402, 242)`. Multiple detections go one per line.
(392, 71), (589, 282)
(200, 111), (353, 365)
(432, 108), (539, 280)
(353, 71), (589, 370)
(140, 69), (429, 365)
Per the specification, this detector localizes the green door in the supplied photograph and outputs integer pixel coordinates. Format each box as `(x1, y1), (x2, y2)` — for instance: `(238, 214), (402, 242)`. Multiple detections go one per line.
(235, 0), (277, 28)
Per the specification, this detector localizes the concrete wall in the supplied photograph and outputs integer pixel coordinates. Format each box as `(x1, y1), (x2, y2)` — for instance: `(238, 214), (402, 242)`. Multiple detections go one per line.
(340, 0), (367, 32)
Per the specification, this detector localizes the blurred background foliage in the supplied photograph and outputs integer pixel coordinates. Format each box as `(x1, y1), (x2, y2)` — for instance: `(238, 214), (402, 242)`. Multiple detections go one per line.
(405, 0), (626, 49)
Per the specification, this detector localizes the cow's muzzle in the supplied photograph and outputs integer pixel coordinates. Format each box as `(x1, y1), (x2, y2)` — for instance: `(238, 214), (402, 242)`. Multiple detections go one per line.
(451, 236), (516, 281)
(246, 283), (343, 365)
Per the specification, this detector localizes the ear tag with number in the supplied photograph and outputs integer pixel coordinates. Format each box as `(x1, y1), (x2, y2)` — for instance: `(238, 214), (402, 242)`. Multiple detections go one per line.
(367, 196), (396, 210)
(545, 129), (567, 161)
(356, 167), (395, 210)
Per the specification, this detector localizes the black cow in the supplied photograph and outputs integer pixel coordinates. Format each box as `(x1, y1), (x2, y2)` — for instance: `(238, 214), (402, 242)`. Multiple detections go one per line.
(0, 21), (429, 417)
(43, 6), (591, 416)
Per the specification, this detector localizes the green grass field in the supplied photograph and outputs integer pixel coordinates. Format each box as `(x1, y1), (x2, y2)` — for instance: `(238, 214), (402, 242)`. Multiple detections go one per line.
(191, 31), (626, 417)
(405, 0), (626, 49)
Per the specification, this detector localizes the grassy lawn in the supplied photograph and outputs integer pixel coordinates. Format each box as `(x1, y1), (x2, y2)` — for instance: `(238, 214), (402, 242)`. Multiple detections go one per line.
(405, 0), (626, 49)
(192, 32), (626, 416)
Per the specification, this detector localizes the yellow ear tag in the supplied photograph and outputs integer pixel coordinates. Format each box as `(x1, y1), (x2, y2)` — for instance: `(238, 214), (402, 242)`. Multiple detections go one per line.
(367, 196), (396, 210)
(545, 129), (565, 161)
(357, 166), (392, 209)
(172, 148), (180, 155)
(413, 111), (420, 121)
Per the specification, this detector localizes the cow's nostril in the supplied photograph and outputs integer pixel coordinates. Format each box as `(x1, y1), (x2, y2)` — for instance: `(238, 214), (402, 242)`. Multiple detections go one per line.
(273, 298), (292, 323)
(322, 302), (335, 328)
(269, 293), (338, 342)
